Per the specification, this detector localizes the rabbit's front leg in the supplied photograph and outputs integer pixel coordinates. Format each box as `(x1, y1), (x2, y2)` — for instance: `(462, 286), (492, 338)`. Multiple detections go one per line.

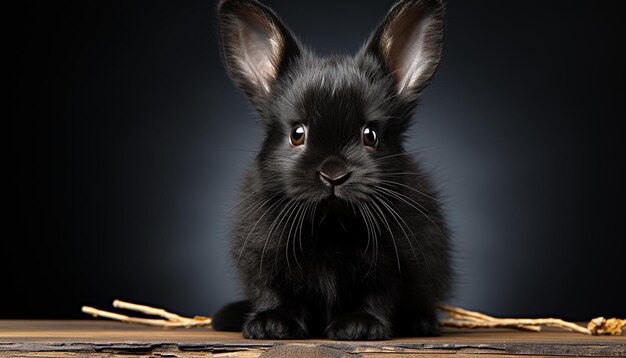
(242, 291), (310, 339)
(325, 289), (394, 340)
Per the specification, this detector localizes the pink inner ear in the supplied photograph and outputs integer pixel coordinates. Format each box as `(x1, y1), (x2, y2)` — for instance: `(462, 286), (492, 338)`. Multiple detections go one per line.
(384, 6), (440, 94)
(236, 12), (283, 93)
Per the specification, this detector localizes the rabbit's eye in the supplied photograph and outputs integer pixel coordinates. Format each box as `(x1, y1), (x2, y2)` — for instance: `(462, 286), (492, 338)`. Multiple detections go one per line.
(363, 127), (378, 148)
(290, 124), (306, 146)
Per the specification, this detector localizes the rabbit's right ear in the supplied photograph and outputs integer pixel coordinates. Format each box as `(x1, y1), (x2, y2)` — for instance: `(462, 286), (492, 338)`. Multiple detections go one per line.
(218, 0), (301, 104)
(361, 0), (445, 104)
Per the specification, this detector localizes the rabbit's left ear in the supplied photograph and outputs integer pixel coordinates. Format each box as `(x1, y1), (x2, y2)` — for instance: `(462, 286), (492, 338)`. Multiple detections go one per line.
(362, 0), (444, 99)
(218, 0), (301, 104)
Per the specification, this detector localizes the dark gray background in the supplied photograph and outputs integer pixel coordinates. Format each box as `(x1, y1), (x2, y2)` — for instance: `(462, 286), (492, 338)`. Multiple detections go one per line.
(6, 0), (625, 320)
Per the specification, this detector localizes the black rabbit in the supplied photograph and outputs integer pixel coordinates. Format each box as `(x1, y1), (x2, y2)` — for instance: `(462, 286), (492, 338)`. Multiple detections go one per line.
(213, 0), (452, 340)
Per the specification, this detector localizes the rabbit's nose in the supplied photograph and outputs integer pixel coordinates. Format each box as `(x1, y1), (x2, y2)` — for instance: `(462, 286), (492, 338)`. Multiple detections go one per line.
(318, 156), (351, 187)
(319, 170), (351, 186)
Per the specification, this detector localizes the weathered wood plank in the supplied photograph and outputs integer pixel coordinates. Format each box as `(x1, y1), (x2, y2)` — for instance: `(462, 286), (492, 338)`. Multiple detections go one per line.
(0, 321), (624, 357)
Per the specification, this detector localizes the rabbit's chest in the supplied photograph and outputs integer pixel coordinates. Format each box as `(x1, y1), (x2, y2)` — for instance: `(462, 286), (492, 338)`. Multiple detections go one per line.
(285, 242), (379, 300)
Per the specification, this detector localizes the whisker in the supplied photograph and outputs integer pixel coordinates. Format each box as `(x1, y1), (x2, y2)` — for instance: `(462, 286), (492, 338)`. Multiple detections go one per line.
(371, 151), (421, 163)
(357, 203), (372, 258)
(259, 198), (295, 275)
(228, 185), (265, 212)
(237, 194), (286, 266)
(359, 201), (378, 276)
(275, 200), (301, 271)
(284, 201), (305, 271)
(378, 179), (442, 203)
(375, 185), (432, 215)
(303, 200), (319, 254)
(367, 196), (401, 273)
(363, 201), (383, 275)
(236, 194), (266, 218)
(293, 200), (311, 270)
(374, 192), (427, 272)
(374, 170), (428, 176)
(370, 196), (426, 272)
(375, 185), (448, 242)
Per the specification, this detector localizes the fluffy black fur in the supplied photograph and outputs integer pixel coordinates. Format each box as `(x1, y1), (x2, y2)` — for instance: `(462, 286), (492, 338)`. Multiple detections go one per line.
(214, 0), (452, 340)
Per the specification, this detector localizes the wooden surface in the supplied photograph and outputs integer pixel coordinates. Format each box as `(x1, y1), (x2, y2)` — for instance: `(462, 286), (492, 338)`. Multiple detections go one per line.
(1, 320), (624, 357)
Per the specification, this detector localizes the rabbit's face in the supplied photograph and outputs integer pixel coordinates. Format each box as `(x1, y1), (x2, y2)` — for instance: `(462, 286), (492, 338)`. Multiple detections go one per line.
(219, 0), (444, 206)
(257, 59), (406, 206)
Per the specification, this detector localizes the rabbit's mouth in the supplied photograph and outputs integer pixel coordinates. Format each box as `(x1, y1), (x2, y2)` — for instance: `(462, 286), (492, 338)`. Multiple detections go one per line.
(325, 195), (352, 215)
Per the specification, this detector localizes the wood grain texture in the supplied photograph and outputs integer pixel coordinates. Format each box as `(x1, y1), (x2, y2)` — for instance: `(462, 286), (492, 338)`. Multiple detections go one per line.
(0, 320), (624, 357)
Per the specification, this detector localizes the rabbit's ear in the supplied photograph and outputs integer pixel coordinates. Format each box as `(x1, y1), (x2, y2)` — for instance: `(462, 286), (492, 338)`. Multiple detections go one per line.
(219, 0), (301, 102)
(362, 0), (444, 100)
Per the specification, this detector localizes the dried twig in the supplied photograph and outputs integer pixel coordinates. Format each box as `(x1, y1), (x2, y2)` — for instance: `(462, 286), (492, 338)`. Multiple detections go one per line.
(81, 300), (624, 336)
(112, 300), (192, 323)
(588, 317), (626, 336)
(82, 300), (211, 329)
(437, 304), (540, 332)
(437, 304), (625, 336)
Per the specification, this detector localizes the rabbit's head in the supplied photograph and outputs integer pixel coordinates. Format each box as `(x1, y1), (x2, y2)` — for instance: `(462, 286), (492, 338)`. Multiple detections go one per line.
(219, 0), (444, 207)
